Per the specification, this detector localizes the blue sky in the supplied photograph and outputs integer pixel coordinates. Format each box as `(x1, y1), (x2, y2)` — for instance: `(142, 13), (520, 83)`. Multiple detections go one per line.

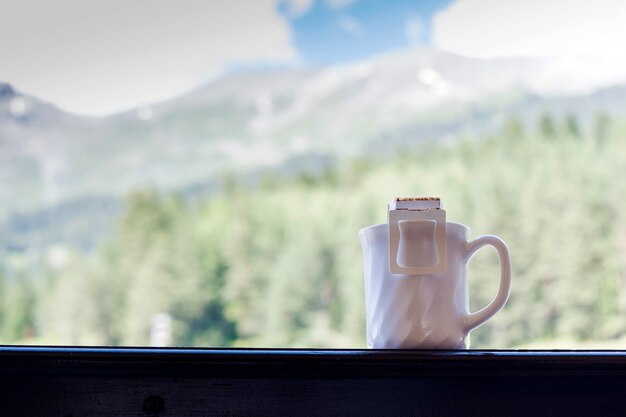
(280, 0), (454, 65)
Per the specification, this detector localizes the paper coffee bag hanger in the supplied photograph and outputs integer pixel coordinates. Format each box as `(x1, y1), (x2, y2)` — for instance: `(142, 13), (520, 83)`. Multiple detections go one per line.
(388, 197), (446, 275)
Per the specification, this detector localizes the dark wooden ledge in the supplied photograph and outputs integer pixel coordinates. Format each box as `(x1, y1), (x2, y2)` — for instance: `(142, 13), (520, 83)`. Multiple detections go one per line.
(1, 347), (626, 416)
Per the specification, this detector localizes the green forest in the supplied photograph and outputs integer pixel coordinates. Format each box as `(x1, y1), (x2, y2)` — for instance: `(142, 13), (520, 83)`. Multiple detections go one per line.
(1, 114), (625, 348)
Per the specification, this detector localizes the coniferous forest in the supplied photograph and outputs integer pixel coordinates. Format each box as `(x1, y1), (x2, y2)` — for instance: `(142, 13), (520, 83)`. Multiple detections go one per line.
(1, 115), (625, 348)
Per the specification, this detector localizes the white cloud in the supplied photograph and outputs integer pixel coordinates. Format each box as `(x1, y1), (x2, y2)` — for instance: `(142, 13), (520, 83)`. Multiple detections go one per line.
(433, 0), (626, 59)
(283, 0), (314, 17)
(338, 16), (364, 36)
(0, 0), (296, 115)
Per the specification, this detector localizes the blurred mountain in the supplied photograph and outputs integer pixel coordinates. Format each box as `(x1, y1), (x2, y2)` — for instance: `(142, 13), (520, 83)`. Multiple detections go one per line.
(1, 48), (626, 251)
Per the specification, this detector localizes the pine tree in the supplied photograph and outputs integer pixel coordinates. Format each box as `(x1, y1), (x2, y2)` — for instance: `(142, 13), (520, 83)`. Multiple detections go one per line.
(539, 113), (557, 139)
(565, 113), (581, 138)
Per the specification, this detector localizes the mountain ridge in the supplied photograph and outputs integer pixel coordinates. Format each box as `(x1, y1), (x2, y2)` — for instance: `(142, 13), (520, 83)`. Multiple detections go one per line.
(1, 47), (625, 254)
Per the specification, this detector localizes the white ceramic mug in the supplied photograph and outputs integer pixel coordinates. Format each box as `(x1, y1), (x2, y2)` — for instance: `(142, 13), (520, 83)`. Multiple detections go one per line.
(359, 222), (511, 349)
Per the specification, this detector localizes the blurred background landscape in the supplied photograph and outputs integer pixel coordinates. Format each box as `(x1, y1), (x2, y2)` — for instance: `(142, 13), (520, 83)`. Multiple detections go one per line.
(0, 0), (625, 348)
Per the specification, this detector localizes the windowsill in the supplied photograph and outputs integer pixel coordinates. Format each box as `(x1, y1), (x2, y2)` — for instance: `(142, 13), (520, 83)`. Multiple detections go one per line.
(1, 346), (625, 415)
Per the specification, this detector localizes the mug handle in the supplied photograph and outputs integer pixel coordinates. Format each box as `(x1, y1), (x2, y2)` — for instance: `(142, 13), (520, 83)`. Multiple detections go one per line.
(463, 235), (512, 332)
